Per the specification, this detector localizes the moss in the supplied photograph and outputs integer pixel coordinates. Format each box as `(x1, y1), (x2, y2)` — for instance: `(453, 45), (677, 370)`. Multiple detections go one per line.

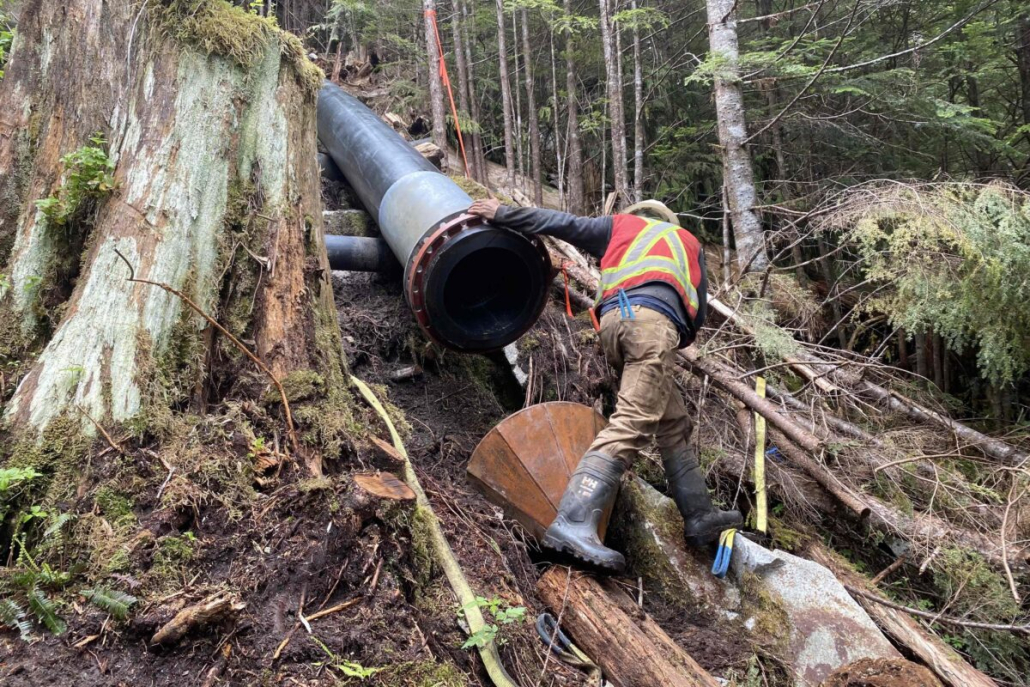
(739, 570), (791, 656)
(94, 487), (136, 528)
(408, 505), (436, 592)
(5, 416), (91, 507)
(449, 175), (513, 205)
(767, 516), (808, 552)
(152, 531), (199, 580)
(264, 369), (325, 404)
(296, 477), (333, 493)
(322, 209), (375, 237)
(375, 660), (468, 687)
(156, 1), (323, 98)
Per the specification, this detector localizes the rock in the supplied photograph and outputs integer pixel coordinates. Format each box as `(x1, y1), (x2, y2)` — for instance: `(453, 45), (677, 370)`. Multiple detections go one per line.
(609, 477), (739, 618)
(820, 657), (943, 687)
(415, 141), (445, 170)
(730, 536), (901, 686)
(323, 209), (374, 237)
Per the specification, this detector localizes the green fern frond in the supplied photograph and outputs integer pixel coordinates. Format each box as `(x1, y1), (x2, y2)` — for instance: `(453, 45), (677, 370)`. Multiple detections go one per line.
(82, 587), (138, 620)
(43, 512), (75, 540)
(27, 587), (66, 635)
(0, 598), (33, 640)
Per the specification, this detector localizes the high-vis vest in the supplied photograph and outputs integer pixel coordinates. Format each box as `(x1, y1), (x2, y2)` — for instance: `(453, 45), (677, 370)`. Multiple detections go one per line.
(595, 214), (705, 330)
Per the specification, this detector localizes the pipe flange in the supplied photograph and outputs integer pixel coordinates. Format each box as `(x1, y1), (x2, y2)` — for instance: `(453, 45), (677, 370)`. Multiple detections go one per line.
(406, 212), (482, 346)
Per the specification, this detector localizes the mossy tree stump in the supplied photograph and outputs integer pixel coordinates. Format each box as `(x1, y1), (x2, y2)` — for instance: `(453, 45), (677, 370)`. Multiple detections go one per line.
(0, 1), (343, 470)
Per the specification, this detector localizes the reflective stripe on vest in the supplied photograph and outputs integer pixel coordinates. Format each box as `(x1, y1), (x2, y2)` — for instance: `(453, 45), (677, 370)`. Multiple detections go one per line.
(596, 218), (700, 310)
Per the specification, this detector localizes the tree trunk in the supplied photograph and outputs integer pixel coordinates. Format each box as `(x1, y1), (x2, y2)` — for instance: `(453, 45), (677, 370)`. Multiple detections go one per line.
(631, 0), (644, 203)
(536, 568), (720, 687)
(461, 0), (487, 183)
(423, 0), (448, 156)
(520, 7), (542, 206)
(0, 0), (344, 473)
(704, 0), (768, 272)
(512, 7), (525, 188)
(1019, 13), (1030, 131)
(495, 0), (516, 188)
(451, 0), (472, 178)
(598, 0), (629, 206)
(915, 328), (929, 383)
(564, 0), (585, 214)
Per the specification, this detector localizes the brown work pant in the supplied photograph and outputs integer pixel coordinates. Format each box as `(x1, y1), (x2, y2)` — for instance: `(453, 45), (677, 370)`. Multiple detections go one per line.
(588, 305), (692, 467)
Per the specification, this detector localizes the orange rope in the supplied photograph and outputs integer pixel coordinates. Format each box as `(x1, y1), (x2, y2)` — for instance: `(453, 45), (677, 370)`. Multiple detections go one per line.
(424, 8), (470, 178)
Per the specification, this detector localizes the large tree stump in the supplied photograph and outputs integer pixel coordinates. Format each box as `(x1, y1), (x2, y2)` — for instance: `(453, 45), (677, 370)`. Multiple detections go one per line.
(0, 0), (342, 459)
(536, 567), (720, 687)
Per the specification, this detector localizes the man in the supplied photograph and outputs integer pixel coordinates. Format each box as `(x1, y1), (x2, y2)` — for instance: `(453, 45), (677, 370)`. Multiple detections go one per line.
(468, 199), (742, 572)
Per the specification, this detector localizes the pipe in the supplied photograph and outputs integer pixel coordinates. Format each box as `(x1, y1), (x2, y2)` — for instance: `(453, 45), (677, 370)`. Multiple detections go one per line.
(325, 235), (397, 273)
(317, 81), (551, 353)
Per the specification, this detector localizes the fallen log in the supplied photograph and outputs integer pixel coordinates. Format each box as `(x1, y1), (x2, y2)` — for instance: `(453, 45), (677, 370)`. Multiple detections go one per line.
(536, 567), (720, 687)
(806, 542), (997, 687)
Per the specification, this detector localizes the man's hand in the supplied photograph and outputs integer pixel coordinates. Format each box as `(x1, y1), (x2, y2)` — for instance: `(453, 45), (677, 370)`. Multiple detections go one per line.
(468, 198), (502, 221)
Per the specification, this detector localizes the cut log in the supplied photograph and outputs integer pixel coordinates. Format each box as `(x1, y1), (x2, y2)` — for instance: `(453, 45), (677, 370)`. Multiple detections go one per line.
(806, 542), (997, 687)
(536, 567), (720, 687)
(368, 435), (406, 466)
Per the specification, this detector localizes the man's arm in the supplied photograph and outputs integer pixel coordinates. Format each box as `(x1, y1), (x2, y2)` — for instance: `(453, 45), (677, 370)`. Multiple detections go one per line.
(468, 199), (612, 258)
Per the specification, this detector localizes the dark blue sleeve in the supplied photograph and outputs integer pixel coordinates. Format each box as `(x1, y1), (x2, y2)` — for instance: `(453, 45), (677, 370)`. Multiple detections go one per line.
(491, 206), (612, 258)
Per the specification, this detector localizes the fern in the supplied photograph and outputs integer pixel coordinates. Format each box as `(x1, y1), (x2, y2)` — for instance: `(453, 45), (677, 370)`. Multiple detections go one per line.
(26, 587), (66, 635)
(82, 587), (138, 620)
(0, 599), (33, 640)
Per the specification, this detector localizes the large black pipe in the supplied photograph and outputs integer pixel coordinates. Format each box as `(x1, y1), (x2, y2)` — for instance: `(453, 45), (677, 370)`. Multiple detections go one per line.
(317, 82), (551, 352)
(324, 235), (396, 273)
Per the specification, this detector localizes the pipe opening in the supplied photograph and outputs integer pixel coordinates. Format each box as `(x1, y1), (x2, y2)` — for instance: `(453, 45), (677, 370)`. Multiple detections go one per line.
(421, 227), (550, 352)
(443, 247), (533, 336)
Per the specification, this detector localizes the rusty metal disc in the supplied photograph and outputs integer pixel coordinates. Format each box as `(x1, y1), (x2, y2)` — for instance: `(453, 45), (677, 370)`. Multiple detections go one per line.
(467, 402), (607, 541)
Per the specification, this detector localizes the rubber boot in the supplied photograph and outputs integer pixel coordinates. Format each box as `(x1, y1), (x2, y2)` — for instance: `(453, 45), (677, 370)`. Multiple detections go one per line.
(540, 452), (626, 572)
(662, 444), (743, 548)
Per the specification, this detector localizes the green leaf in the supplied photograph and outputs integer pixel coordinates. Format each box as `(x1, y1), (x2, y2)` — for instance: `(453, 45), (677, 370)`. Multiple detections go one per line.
(27, 588), (66, 635)
(0, 599), (33, 640)
(81, 587), (138, 620)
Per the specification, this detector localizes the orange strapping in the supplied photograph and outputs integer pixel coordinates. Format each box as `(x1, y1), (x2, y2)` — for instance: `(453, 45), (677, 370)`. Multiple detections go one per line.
(424, 8), (470, 178)
(561, 260), (601, 331)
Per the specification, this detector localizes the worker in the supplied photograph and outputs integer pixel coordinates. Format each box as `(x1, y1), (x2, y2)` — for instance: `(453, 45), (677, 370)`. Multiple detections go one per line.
(468, 199), (742, 572)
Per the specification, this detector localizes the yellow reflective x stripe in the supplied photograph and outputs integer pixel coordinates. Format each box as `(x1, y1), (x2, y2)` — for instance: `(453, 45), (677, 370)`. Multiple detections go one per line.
(625, 219), (674, 263)
(599, 258), (700, 310)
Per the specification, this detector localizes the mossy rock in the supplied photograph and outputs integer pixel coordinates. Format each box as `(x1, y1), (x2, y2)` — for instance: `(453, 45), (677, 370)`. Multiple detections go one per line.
(323, 209), (375, 237)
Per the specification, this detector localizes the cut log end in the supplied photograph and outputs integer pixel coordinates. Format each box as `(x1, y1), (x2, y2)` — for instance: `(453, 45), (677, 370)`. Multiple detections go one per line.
(353, 472), (416, 501)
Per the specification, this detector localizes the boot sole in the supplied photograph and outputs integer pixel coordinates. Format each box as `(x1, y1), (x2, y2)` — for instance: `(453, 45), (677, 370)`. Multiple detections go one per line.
(540, 535), (625, 572)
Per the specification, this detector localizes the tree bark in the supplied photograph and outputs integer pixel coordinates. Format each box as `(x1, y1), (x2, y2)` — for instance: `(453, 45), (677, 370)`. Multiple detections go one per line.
(495, 0), (516, 188)
(598, 0), (629, 206)
(423, 0), (448, 156)
(536, 567), (720, 687)
(564, 0), (585, 214)
(461, 0), (488, 182)
(520, 7), (543, 205)
(450, 0), (472, 178)
(631, 0), (644, 203)
(705, 0), (768, 272)
(0, 1), (344, 470)
(1019, 13), (1030, 131)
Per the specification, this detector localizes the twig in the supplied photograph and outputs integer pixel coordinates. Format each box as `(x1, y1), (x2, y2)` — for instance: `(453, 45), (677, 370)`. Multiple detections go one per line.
(844, 586), (1030, 634)
(114, 249), (298, 454)
(77, 406), (124, 454)
(870, 554), (907, 586)
(1001, 481), (1029, 602)
(305, 597), (362, 623)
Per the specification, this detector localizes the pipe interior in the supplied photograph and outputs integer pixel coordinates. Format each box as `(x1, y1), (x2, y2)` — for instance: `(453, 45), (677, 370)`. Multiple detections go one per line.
(441, 247), (534, 338)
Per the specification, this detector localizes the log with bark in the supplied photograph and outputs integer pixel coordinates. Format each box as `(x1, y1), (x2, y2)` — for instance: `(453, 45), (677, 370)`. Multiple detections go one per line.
(536, 567), (720, 687)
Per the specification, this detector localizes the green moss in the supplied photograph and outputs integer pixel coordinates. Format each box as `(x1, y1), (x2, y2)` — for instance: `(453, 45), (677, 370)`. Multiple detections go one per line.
(449, 175), (513, 205)
(152, 531), (198, 577)
(296, 477), (333, 493)
(408, 505), (436, 592)
(739, 570), (791, 656)
(156, 1), (323, 98)
(5, 416), (91, 507)
(94, 487), (136, 528)
(375, 659), (468, 687)
(264, 369), (324, 404)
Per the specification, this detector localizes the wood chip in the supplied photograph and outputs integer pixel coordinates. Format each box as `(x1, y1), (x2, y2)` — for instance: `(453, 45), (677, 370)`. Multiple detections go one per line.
(353, 472), (415, 501)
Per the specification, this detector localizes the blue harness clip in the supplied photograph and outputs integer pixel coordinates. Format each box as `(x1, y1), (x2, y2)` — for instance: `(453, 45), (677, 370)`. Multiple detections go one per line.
(711, 528), (737, 579)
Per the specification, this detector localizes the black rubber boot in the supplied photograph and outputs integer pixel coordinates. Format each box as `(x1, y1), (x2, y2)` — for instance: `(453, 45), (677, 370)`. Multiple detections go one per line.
(662, 445), (743, 548)
(541, 452), (626, 572)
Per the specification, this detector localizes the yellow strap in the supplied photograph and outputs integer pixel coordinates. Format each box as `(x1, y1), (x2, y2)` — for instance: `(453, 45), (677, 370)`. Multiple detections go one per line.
(753, 377), (767, 534)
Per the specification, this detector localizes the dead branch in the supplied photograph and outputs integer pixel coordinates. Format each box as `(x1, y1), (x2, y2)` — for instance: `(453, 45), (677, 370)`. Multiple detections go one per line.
(114, 249), (299, 455)
(150, 595), (246, 646)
